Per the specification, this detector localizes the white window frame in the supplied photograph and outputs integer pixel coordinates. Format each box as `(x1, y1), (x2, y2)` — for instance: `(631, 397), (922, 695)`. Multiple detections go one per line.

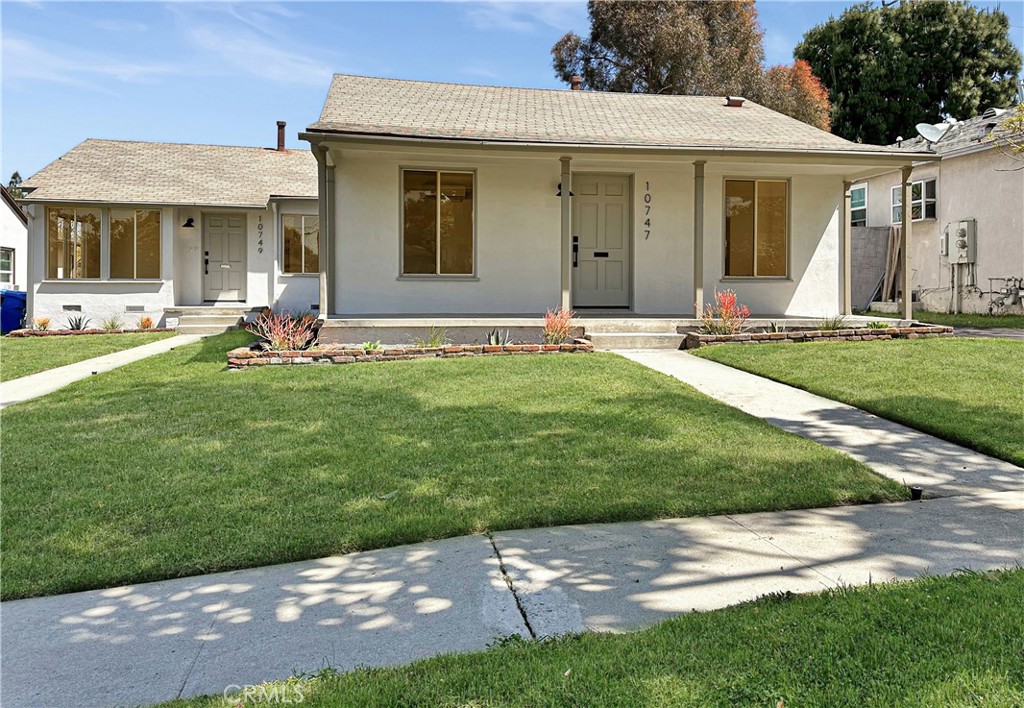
(850, 184), (867, 227)
(891, 179), (936, 225)
(280, 214), (319, 275)
(0, 247), (13, 285)
(109, 208), (161, 280)
(399, 168), (477, 278)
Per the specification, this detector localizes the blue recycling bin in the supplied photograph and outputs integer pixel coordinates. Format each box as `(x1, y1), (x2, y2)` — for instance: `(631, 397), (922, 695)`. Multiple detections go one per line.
(1, 290), (27, 334)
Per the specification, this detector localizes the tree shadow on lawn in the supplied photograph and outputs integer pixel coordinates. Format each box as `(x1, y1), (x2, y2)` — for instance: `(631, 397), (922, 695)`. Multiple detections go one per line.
(0, 355), (903, 599)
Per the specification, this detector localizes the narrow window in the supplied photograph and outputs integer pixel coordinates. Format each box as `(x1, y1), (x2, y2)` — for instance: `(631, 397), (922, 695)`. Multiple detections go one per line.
(110, 209), (161, 279)
(725, 179), (788, 277)
(402, 170), (474, 276)
(0, 248), (13, 284)
(47, 207), (101, 279)
(850, 185), (867, 227)
(281, 215), (319, 274)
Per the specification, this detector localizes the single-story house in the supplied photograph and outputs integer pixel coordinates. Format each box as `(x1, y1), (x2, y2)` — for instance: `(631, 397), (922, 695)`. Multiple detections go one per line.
(20, 74), (937, 336)
(1, 185), (28, 291)
(850, 108), (1024, 314)
(19, 126), (317, 331)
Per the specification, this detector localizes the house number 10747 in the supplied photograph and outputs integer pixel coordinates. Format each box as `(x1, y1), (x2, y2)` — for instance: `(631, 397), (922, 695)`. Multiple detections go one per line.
(257, 216), (264, 254)
(643, 181), (652, 239)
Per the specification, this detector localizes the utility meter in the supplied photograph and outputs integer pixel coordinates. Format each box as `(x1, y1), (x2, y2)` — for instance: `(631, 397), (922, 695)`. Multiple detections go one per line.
(947, 219), (977, 264)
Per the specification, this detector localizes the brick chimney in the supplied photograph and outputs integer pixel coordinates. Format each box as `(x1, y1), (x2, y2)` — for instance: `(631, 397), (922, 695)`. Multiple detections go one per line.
(276, 121), (286, 151)
(725, 96), (746, 108)
(570, 76), (582, 91)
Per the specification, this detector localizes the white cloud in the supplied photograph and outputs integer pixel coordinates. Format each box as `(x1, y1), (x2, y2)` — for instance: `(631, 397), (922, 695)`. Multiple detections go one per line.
(186, 26), (335, 86)
(458, 1), (585, 34)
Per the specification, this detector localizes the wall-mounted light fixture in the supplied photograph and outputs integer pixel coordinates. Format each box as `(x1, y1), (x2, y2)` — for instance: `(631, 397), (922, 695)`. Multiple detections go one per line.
(556, 183), (574, 197)
(182, 217), (195, 228)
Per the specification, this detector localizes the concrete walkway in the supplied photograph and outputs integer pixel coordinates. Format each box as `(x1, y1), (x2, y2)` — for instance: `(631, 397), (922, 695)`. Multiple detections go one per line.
(2, 492), (1020, 708)
(0, 335), (203, 409)
(618, 350), (1022, 498)
(954, 327), (1024, 341)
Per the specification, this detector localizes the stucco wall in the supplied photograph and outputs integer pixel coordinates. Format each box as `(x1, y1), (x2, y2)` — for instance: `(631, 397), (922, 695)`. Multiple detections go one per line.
(1, 198), (28, 290)
(860, 148), (1024, 313)
(331, 147), (843, 317)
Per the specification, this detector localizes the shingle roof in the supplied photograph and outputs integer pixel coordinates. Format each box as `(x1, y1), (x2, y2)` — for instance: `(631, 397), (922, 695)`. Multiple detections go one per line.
(890, 109), (1019, 155)
(22, 139), (318, 208)
(308, 74), (912, 155)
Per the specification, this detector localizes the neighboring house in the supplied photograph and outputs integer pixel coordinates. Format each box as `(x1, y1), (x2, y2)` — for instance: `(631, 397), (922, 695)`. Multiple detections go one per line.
(1, 185), (28, 291)
(19, 125), (317, 330)
(19, 75), (937, 330)
(852, 108), (1024, 314)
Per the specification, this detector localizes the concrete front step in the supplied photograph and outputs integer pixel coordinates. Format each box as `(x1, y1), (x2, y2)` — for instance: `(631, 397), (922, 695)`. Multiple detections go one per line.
(176, 324), (244, 335)
(581, 318), (693, 334)
(587, 332), (684, 350)
(175, 315), (246, 327)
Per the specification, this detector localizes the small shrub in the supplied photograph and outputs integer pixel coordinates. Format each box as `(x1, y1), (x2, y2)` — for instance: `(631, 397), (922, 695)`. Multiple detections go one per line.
(764, 320), (787, 333)
(414, 326), (449, 348)
(486, 328), (514, 346)
(247, 310), (318, 351)
(698, 290), (750, 335)
(137, 315), (155, 330)
(543, 307), (576, 345)
(818, 314), (850, 331)
(361, 340), (383, 351)
(65, 315), (91, 331)
(100, 314), (124, 331)
(32, 317), (50, 331)
(866, 321), (891, 329)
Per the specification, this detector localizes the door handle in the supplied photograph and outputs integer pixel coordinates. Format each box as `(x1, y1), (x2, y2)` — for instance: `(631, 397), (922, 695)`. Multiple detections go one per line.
(572, 236), (579, 268)
(204, 258), (209, 275)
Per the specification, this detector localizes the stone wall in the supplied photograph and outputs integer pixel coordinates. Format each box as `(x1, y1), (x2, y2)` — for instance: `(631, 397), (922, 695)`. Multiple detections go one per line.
(228, 342), (594, 368)
(684, 326), (953, 349)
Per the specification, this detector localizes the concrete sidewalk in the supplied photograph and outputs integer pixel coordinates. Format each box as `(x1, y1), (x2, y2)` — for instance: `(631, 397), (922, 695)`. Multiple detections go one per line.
(2, 492), (1020, 708)
(0, 335), (203, 409)
(618, 350), (1022, 498)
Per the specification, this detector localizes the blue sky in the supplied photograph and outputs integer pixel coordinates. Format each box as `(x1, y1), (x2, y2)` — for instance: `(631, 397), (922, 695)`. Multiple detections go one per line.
(3, 1), (1022, 179)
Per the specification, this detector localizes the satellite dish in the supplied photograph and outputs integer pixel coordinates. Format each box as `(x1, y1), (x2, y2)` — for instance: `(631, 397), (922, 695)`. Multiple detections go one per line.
(915, 123), (949, 144)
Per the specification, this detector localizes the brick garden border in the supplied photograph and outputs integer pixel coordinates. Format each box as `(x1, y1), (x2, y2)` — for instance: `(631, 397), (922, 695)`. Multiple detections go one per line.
(683, 325), (954, 349)
(7, 328), (175, 337)
(228, 341), (594, 368)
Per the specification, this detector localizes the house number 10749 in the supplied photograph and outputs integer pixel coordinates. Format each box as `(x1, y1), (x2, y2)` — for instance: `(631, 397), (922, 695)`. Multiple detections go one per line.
(643, 181), (652, 239)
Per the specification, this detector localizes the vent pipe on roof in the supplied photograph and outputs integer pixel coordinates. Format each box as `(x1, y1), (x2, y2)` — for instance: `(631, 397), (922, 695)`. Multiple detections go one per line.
(277, 121), (287, 151)
(725, 96), (746, 108)
(570, 76), (582, 91)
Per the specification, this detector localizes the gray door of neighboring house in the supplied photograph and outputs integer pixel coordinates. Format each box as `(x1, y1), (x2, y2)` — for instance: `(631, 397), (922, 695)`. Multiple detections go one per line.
(203, 214), (246, 302)
(572, 174), (631, 308)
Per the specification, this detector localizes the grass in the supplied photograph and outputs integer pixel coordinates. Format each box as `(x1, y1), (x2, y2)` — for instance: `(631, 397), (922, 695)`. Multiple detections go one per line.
(862, 310), (1024, 329)
(163, 569), (1024, 708)
(0, 332), (905, 599)
(0, 331), (175, 381)
(695, 338), (1024, 466)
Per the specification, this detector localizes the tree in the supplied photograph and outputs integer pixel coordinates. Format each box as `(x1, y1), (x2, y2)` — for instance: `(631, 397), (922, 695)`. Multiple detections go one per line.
(762, 60), (831, 131)
(551, 1), (832, 130)
(7, 172), (23, 200)
(795, 1), (1022, 144)
(991, 105), (1024, 167)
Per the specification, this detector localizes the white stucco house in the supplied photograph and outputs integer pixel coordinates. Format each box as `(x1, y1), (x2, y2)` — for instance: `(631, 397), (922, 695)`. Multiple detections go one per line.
(852, 108), (1024, 315)
(20, 74), (937, 337)
(1, 185), (28, 291)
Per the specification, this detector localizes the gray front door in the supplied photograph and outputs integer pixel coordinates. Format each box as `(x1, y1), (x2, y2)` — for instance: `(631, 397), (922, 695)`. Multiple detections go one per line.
(203, 214), (246, 302)
(572, 174), (631, 307)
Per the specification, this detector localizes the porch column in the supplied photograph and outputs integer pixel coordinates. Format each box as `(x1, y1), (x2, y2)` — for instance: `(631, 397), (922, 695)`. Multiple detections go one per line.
(314, 144), (331, 316)
(693, 160), (706, 316)
(900, 165), (913, 321)
(842, 180), (852, 315)
(325, 152), (336, 316)
(560, 156), (572, 311)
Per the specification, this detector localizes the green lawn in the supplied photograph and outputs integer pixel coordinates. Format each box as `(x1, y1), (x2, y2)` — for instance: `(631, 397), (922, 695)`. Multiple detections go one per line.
(862, 310), (1024, 329)
(695, 338), (1024, 466)
(0, 332), (904, 599)
(0, 332), (175, 381)
(164, 570), (1024, 708)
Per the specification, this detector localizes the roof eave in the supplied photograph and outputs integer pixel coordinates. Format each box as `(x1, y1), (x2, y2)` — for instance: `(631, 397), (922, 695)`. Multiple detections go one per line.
(18, 196), (273, 210)
(300, 129), (939, 164)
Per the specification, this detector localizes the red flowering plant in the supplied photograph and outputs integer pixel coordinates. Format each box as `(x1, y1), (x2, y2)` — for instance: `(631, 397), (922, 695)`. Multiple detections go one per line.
(543, 307), (577, 344)
(247, 309), (318, 351)
(698, 289), (751, 334)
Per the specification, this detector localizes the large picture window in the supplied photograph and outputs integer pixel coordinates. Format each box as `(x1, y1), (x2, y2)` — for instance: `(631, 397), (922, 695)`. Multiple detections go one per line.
(47, 207), (101, 279)
(891, 179), (936, 224)
(402, 170), (474, 276)
(110, 209), (161, 279)
(282, 215), (319, 274)
(724, 179), (788, 277)
(850, 184), (867, 227)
